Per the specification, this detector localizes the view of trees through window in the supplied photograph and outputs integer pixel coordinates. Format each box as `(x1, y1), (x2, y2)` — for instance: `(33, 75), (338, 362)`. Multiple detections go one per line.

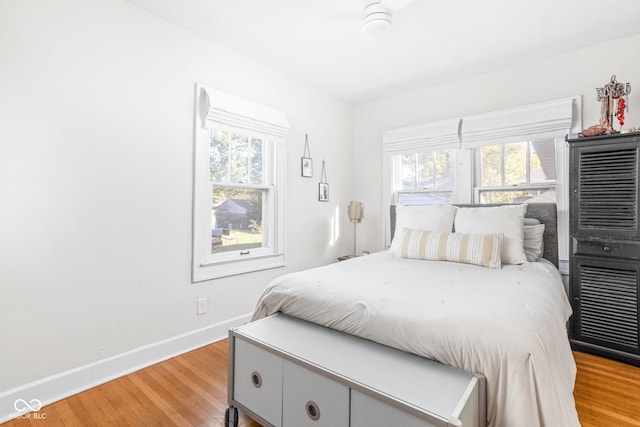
(397, 149), (453, 204)
(209, 130), (266, 254)
(394, 142), (556, 205)
(401, 149), (452, 190)
(478, 141), (556, 204)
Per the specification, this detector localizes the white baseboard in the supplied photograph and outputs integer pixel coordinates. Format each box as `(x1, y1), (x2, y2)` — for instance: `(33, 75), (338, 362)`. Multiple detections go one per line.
(0, 313), (252, 423)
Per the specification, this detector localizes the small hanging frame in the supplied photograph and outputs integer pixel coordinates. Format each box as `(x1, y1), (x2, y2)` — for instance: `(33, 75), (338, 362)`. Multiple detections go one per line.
(301, 134), (313, 177)
(318, 160), (329, 202)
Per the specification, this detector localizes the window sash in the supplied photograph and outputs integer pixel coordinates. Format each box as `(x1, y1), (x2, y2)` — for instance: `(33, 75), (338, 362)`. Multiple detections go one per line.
(394, 150), (454, 191)
(206, 183), (275, 265)
(475, 185), (556, 204)
(209, 130), (266, 185)
(475, 141), (557, 188)
(396, 190), (453, 205)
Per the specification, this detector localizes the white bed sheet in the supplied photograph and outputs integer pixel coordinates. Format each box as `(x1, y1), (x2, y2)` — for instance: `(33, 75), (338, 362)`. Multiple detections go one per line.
(252, 252), (579, 427)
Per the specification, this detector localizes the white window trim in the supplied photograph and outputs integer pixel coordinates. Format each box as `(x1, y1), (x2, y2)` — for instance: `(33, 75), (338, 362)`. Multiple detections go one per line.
(192, 84), (289, 282)
(383, 96), (582, 270)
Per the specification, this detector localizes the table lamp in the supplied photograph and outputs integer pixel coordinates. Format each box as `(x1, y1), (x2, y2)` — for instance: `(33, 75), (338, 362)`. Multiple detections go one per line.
(347, 201), (364, 256)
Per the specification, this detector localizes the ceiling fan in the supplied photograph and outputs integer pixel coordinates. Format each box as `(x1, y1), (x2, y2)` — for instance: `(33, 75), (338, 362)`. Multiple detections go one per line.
(362, 0), (415, 36)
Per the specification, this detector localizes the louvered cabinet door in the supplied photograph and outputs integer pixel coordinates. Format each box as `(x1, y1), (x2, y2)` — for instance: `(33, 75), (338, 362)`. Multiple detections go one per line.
(570, 140), (640, 238)
(570, 255), (640, 364)
(568, 134), (640, 366)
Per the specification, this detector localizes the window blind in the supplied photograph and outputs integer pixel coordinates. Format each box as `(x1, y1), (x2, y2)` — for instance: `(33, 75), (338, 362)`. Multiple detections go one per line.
(460, 98), (575, 149)
(199, 86), (289, 138)
(383, 118), (461, 156)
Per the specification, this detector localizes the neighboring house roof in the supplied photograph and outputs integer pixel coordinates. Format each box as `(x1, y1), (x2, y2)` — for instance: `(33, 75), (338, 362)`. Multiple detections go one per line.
(214, 198), (254, 215)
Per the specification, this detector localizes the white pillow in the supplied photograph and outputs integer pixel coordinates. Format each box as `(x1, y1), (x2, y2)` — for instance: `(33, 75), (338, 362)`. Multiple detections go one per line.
(454, 205), (528, 265)
(523, 217), (541, 226)
(389, 204), (457, 254)
(524, 224), (545, 262)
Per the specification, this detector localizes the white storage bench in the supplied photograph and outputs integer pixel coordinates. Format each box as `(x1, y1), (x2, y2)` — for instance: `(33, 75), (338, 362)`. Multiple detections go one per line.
(226, 314), (486, 427)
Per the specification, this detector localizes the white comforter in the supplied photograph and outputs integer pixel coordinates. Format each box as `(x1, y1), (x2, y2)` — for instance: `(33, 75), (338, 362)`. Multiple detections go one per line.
(253, 252), (579, 427)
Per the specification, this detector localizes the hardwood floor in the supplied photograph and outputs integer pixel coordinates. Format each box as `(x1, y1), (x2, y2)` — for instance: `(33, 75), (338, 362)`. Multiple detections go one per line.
(573, 351), (640, 426)
(4, 341), (639, 426)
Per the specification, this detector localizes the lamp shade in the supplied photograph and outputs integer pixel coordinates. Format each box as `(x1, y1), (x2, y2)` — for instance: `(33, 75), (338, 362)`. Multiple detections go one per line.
(348, 201), (364, 223)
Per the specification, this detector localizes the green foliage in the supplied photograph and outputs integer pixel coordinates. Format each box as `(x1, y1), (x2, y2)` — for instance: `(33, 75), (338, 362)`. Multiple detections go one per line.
(397, 142), (553, 205)
(480, 142), (552, 203)
(481, 142), (545, 186)
(209, 130), (263, 184)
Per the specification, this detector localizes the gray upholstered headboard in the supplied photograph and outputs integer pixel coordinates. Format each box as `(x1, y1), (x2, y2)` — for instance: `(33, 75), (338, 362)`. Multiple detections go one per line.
(390, 203), (559, 267)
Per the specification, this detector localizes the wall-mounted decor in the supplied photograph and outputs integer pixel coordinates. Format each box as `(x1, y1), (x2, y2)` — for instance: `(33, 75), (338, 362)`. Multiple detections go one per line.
(301, 134), (313, 177)
(319, 160), (329, 202)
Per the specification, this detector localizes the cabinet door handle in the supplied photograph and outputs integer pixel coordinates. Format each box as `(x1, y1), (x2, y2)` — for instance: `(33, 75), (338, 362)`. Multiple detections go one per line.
(602, 246), (611, 252)
(250, 371), (262, 388)
(306, 400), (320, 421)
(573, 297), (580, 304)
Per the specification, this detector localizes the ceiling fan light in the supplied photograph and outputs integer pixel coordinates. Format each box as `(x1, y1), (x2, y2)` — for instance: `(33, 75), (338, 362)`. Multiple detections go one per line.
(362, 16), (391, 37)
(362, 1), (392, 37)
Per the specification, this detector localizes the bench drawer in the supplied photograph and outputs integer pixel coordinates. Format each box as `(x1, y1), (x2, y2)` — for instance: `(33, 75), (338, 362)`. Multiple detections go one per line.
(233, 339), (283, 427)
(351, 389), (436, 427)
(283, 360), (349, 427)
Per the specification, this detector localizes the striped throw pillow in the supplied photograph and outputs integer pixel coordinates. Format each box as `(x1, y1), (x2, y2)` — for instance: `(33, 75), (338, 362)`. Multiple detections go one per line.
(399, 228), (504, 269)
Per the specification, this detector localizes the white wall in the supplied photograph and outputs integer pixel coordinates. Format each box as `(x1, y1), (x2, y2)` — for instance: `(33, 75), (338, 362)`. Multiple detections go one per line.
(353, 34), (640, 254)
(0, 0), (353, 400)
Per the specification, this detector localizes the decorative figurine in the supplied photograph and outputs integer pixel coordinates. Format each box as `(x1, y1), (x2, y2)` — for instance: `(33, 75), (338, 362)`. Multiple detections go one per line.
(596, 75), (631, 132)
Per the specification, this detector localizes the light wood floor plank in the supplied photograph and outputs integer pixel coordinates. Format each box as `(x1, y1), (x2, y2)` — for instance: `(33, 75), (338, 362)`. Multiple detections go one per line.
(3, 341), (638, 426)
(573, 351), (640, 427)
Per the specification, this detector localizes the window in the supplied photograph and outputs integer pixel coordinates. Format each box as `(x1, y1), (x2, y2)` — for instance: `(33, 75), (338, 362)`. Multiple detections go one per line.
(209, 130), (271, 256)
(383, 97), (580, 266)
(475, 140), (556, 204)
(193, 85), (289, 282)
(393, 149), (454, 205)
(391, 141), (556, 205)
(383, 117), (460, 207)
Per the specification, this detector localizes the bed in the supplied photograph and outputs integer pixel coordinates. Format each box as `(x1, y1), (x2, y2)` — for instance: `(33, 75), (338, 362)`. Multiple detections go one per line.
(248, 203), (579, 427)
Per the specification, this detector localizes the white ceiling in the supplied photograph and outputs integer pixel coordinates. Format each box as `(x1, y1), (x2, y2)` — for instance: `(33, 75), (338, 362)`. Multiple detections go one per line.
(126, 0), (640, 104)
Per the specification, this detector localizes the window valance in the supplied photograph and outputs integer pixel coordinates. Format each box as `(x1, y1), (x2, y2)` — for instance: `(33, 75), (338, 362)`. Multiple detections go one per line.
(199, 86), (289, 139)
(383, 96), (579, 153)
(382, 118), (461, 156)
(460, 97), (576, 149)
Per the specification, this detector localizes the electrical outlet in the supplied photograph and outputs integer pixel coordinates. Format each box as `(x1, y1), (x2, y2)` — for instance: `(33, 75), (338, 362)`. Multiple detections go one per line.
(197, 297), (208, 315)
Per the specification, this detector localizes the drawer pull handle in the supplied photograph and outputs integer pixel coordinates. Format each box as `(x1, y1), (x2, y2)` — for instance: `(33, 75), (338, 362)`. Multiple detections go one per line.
(602, 246), (611, 252)
(306, 400), (320, 421)
(250, 371), (262, 388)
